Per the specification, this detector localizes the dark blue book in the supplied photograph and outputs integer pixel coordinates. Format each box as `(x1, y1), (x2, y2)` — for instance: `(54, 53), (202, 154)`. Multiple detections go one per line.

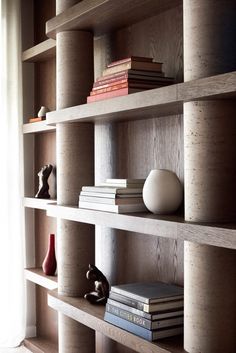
(104, 311), (183, 341)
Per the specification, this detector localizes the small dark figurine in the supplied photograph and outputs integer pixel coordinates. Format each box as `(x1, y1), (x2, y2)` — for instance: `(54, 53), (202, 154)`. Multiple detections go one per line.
(35, 164), (53, 199)
(84, 264), (110, 305)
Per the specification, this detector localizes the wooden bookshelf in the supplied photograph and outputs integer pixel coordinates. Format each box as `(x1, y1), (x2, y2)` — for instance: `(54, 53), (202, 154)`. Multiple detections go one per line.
(46, 0), (181, 39)
(22, 39), (56, 62)
(24, 197), (56, 210)
(46, 204), (236, 250)
(25, 268), (58, 290)
(48, 291), (184, 353)
(24, 337), (58, 353)
(46, 71), (236, 125)
(23, 121), (56, 134)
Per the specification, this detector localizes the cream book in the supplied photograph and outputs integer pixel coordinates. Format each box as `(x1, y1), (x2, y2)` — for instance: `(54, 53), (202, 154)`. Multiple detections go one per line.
(81, 186), (143, 194)
(79, 201), (147, 213)
(79, 195), (143, 205)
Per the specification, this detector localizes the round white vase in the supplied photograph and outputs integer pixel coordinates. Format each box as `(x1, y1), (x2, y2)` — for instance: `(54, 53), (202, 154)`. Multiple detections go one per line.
(143, 169), (183, 214)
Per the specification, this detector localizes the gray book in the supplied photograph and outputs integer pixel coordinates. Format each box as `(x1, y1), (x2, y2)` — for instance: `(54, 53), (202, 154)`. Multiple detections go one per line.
(109, 291), (184, 313)
(111, 282), (183, 304)
(107, 298), (184, 321)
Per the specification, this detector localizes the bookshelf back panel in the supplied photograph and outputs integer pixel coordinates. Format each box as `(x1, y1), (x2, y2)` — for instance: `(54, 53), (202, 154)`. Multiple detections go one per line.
(34, 0), (56, 45)
(35, 57), (56, 115)
(94, 6), (183, 353)
(36, 286), (58, 344)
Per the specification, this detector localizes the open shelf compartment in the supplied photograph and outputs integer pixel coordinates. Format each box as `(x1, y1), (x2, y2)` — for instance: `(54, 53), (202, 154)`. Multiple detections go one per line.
(46, 204), (236, 250)
(46, 0), (181, 39)
(46, 71), (236, 125)
(48, 291), (184, 353)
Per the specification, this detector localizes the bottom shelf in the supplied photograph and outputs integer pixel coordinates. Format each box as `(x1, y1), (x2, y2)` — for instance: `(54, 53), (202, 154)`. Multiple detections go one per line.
(24, 337), (58, 353)
(48, 291), (184, 353)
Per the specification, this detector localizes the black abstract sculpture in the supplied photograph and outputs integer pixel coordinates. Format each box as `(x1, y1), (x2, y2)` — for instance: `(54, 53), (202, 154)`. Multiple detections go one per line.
(35, 164), (53, 199)
(84, 264), (110, 305)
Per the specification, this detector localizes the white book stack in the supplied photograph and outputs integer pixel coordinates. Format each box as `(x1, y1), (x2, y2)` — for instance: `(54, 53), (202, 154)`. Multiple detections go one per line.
(79, 179), (147, 213)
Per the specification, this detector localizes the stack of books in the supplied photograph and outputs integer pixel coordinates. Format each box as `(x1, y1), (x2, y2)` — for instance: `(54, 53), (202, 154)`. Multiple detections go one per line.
(104, 282), (184, 341)
(87, 56), (174, 103)
(78, 178), (147, 213)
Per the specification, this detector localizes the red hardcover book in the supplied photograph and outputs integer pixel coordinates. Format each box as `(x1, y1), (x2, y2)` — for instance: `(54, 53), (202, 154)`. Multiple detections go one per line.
(87, 87), (142, 103)
(91, 82), (170, 96)
(29, 116), (45, 123)
(93, 78), (173, 91)
(107, 56), (153, 68)
(93, 79), (128, 91)
(91, 83), (128, 95)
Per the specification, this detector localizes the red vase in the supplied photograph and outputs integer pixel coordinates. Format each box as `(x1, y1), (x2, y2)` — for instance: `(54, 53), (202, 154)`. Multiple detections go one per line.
(42, 233), (57, 275)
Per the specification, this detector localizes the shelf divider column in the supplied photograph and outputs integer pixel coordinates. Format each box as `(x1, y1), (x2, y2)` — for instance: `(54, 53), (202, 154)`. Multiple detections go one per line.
(56, 1), (95, 352)
(183, 1), (236, 352)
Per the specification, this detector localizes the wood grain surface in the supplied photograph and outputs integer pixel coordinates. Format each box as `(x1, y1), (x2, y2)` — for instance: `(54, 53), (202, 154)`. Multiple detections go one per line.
(48, 292), (184, 353)
(22, 39), (56, 63)
(93, 6), (183, 353)
(46, 0), (181, 39)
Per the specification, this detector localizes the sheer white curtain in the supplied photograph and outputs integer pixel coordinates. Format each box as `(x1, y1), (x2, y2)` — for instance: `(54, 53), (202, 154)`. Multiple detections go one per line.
(0, 0), (25, 347)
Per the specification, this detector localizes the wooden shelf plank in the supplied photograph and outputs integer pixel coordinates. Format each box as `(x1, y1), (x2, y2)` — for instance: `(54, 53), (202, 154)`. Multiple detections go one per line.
(46, 204), (236, 250)
(48, 292), (184, 353)
(46, 0), (181, 39)
(23, 121), (56, 134)
(24, 197), (57, 210)
(46, 71), (236, 125)
(24, 337), (58, 353)
(22, 39), (56, 63)
(25, 268), (58, 290)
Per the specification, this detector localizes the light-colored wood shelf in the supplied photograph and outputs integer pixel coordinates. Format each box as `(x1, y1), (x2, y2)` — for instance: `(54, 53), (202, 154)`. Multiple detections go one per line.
(46, 204), (236, 250)
(25, 268), (58, 290)
(46, 0), (181, 39)
(24, 197), (57, 210)
(23, 121), (56, 134)
(46, 71), (236, 125)
(24, 337), (58, 353)
(48, 291), (183, 353)
(22, 39), (56, 63)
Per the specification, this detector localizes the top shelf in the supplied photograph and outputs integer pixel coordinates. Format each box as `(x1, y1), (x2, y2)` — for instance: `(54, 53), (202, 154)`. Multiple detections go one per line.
(22, 39), (56, 63)
(46, 71), (236, 125)
(46, 0), (181, 39)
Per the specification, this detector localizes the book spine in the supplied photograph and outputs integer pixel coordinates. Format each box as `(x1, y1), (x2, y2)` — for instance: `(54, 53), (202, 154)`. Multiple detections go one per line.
(29, 117), (45, 123)
(109, 291), (145, 311)
(103, 62), (163, 77)
(93, 78), (128, 89)
(96, 70), (130, 82)
(107, 298), (151, 319)
(87, 87), (129, 102)
(107, 56), (153, 68)
(91, 83), (128, 95)
(106, 303), (152, 329)
(104, 312), (152, 341)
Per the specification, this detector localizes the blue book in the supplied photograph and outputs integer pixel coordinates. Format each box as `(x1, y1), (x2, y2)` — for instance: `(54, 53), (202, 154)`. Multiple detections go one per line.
(104, 311), (183, 341)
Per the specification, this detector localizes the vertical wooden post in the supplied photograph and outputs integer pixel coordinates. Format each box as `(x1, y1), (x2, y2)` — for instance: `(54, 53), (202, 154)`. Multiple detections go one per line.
(183, 1), (236, 352)
(56, 1), (95, 353)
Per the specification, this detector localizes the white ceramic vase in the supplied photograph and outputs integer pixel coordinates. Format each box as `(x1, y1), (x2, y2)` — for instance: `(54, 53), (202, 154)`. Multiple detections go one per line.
(143, 169), (183, 214)
(38, 106), (49, 118)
